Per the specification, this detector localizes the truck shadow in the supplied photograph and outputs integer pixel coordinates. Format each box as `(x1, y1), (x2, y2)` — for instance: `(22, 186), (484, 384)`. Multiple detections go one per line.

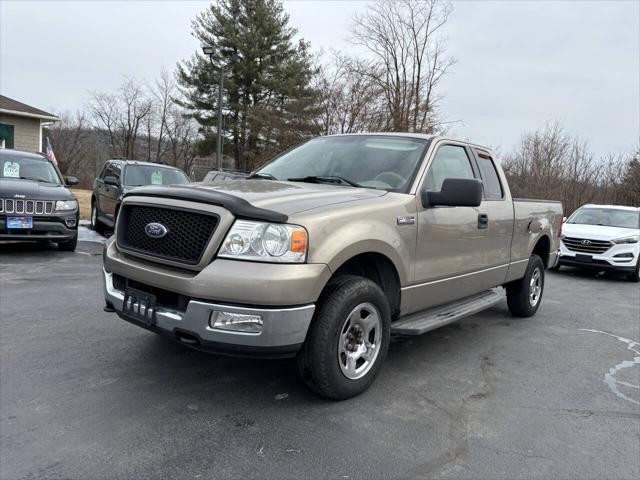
(0, 241), (57, 253)
(130, 304), (515, 406)
(136, 334), (317, 402)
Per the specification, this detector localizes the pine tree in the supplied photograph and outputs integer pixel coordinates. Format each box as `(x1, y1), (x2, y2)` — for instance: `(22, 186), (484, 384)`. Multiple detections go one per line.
(176, 0), (321, 171)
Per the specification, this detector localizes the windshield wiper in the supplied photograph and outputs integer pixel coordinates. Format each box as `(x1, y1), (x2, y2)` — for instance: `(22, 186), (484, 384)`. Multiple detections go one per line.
(248, 172), (276, 180)
(18, 176), (56, 184)
(287, 175), (362, 188)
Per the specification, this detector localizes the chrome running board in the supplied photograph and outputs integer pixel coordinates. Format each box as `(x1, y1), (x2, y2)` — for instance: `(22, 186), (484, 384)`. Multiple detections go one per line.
(391, 288), (505, 336)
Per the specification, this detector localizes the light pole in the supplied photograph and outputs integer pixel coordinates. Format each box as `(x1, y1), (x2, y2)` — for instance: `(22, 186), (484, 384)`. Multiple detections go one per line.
(202, 45), (224, 171)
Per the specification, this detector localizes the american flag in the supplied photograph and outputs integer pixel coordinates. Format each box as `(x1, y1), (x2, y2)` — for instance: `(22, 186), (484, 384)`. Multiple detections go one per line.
(45, 137), (57, 165)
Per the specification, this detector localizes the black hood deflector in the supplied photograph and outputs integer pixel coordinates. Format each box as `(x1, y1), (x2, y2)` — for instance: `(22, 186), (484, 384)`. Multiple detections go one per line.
(124, 185), (288, 223)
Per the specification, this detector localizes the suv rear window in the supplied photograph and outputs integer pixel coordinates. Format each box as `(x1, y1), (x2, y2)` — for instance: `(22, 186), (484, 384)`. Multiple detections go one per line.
(123, 165), (189, 187)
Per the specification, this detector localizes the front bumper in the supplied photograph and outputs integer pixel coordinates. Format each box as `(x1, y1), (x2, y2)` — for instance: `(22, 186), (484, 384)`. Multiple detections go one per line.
(558, 241), (638, 273)
(103, 269), (315, 358)
(0, 214), (78, 241)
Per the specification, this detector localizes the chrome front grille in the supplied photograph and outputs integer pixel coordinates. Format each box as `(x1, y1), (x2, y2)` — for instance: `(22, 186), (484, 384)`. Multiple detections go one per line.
(0, 198), (55, 215)
(562, 237), (613, 254)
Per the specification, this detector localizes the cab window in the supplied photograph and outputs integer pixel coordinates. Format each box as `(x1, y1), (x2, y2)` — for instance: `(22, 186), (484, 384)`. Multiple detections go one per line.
(98, 162), (109, 180)
(475, 151), (503, 199)
(424, 145), (475, 192)
(106, 162), (121, 182)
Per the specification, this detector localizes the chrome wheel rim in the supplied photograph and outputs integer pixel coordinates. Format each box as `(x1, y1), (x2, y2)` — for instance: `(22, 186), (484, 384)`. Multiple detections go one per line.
(529, 267), (542, 307)
(337, 302), (382, 380)
(91, 205), (97, 227)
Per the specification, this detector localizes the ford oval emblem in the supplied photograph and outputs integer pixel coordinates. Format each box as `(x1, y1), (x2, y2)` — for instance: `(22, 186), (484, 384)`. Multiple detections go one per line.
(145, 222), (168, 239)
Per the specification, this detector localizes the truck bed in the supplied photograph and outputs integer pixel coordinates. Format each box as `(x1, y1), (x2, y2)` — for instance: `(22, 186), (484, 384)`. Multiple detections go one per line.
(512, 198), (563, 268)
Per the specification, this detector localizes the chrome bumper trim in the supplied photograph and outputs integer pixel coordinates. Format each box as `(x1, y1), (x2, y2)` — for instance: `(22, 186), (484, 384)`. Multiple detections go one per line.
(103, 269), (315, 348)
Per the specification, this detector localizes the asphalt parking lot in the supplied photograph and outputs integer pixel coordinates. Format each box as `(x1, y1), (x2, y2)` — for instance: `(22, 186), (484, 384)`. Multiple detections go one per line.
(1, 239), (639, 480)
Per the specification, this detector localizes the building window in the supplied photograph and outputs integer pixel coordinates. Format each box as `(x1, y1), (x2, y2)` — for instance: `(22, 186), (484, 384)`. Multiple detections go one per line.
(0, 123), (15, 149)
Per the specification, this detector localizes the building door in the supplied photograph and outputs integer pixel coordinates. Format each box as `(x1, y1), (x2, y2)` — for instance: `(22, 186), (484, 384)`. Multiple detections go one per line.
(0, 123), (14, 149)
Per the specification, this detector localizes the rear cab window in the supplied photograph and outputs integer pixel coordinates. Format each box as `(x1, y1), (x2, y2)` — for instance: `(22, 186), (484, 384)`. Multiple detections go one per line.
(474, 149), (503, 200)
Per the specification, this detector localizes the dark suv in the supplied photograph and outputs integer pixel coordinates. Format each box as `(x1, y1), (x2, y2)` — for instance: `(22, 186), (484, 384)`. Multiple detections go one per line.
(0, 149), (79, 250)
(91, 159), (190, 233)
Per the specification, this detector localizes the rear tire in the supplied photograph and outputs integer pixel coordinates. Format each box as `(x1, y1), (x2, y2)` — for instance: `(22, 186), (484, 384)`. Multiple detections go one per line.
(57, 232), (78, 252)
(627, 262), (640, 283)
(91, 202), (105, 235)
(297, 275), (391, 400)
(506, 254), (545, 317)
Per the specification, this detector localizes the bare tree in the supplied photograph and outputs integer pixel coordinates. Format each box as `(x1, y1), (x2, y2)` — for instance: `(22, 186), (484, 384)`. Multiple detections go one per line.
(315, 53), (385, 135)
(350, 0), (455, 133)
(88, 77), (153, 159)
(503, 122), (637, 214)
(47, 110), (91, 175)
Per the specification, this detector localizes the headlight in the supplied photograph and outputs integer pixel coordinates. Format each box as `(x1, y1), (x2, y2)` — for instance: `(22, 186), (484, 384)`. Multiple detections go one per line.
(55, 199), (78, 211)
(218, 220), (308, 263)
(612, 235), (639, 244)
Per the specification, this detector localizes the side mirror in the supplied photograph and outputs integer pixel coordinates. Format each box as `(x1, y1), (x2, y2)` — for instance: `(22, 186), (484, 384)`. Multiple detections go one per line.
(422, 178), (483, 208)
(104, 175), (119, 186)
(65, 176), (79, 186)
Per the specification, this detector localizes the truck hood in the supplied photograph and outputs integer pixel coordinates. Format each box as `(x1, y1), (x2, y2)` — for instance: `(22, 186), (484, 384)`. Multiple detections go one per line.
(0, 178), (74, 201)
(563, 223), (639, 241)
(175, 179), (388, 216)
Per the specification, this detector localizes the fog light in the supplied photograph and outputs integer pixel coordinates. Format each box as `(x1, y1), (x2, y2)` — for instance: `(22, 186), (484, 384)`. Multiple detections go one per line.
(613, 252), (634, 262)
(65, 218), (77, 228)
(209, 311), (263, 334)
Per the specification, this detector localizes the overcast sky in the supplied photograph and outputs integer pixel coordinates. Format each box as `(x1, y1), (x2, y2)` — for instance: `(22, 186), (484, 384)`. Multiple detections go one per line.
(1, 0), (638, 158)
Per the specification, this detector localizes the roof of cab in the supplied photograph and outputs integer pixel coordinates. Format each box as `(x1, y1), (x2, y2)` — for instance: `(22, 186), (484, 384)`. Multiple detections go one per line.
(108, 159), (184, 170)
(323, 132), (492, 153)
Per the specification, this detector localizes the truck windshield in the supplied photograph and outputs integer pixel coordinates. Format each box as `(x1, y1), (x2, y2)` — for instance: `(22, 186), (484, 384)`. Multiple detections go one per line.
(1, 154), (62, 184)
(123, 165), (190, 187)
(568, 208), (640, 229)
(256, 135), (430, 192)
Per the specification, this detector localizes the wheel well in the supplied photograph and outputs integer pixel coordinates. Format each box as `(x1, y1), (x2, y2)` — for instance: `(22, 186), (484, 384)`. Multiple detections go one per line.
(532, 235), (550, 268)
(332, 252), (401, 320)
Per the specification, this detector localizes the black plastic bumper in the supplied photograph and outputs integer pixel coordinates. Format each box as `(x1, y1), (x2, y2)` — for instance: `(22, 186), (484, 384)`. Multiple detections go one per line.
(558, 257), (636, 273)
(0, 216), (77, 241)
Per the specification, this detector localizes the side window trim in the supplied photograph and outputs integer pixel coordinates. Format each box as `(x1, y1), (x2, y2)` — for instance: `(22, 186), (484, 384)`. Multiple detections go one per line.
(465, 145), (481, 178)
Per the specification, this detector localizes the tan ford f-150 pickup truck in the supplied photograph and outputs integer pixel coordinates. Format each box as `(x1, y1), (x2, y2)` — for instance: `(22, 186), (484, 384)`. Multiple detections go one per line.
(103, 134), (562, 399)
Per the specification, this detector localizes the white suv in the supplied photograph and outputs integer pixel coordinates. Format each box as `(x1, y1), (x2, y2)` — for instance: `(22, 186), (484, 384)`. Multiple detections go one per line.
(557, 204), (640, 282)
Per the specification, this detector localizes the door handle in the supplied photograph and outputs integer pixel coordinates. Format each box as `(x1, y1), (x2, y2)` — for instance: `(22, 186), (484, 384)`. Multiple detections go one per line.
(478, 213), (489, 229)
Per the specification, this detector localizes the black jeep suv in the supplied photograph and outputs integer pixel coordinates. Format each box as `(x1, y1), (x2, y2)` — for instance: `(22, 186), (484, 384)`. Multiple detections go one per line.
(91, 159), (190, 233)
(0, 149), (79, 251)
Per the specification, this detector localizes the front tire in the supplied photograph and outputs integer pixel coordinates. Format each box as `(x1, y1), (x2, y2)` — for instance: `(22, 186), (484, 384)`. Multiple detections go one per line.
(297, 275), (391, 400)
(627, 262), (640, 283)
(91, 202), (105, 235)
(57, 232), (78, 252)
(506, 254), (545, 317)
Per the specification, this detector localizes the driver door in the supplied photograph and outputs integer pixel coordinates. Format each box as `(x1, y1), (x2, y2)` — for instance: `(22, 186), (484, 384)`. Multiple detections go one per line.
(410, 143), (489, 312)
